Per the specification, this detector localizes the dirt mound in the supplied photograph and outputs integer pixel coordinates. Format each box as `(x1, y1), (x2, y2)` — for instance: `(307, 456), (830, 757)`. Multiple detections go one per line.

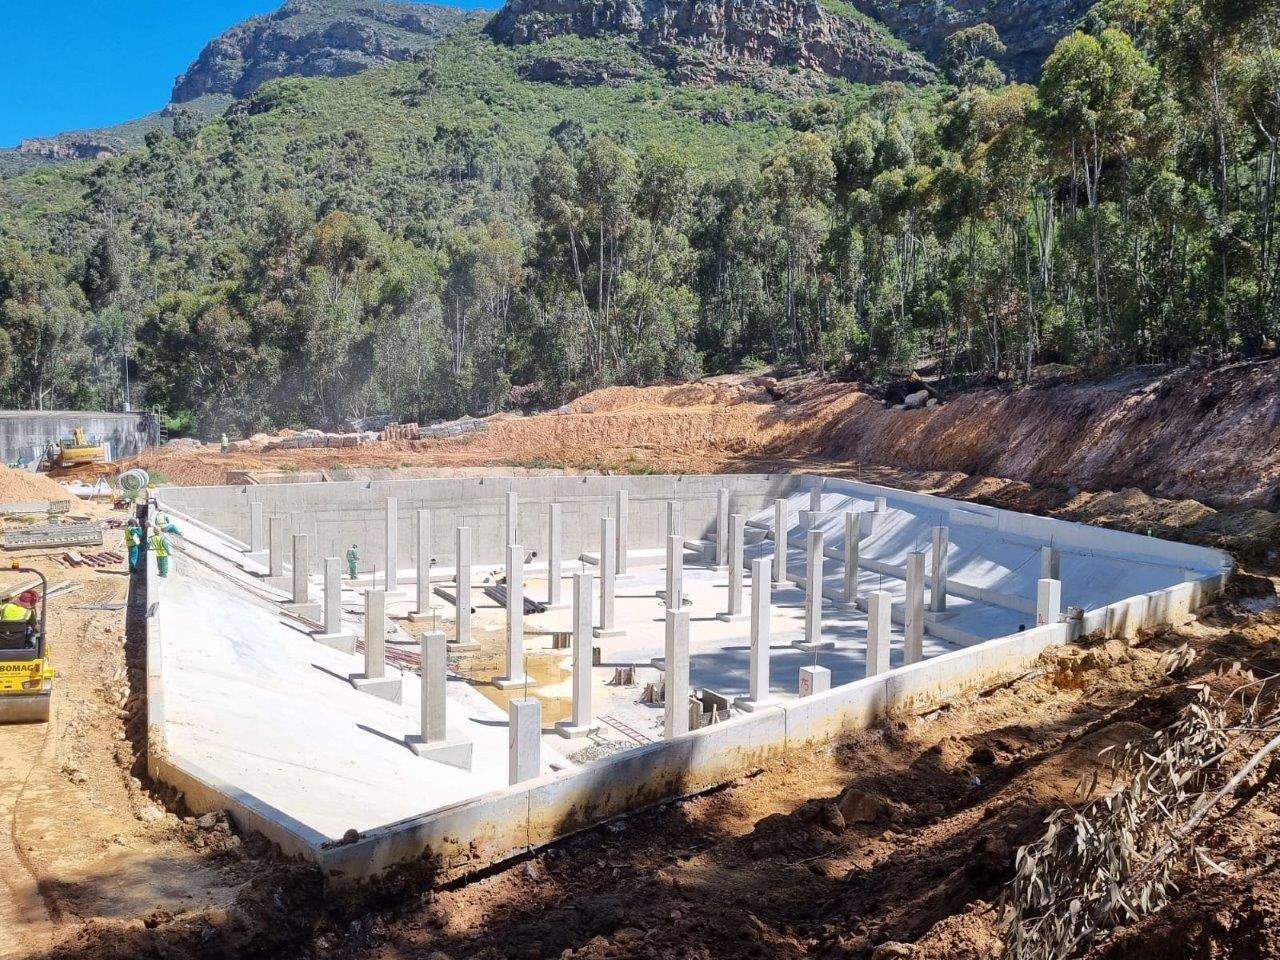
(0, 464), (73, 502)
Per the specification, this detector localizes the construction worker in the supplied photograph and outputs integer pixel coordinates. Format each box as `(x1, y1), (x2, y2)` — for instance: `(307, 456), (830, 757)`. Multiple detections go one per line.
(150, 526), (173, 578)
(124, 518), (143, 572)
(220, 432), (229, 454)
(1, 590), (38, 644)
(346, 543), (359, 580)
(153, 513), (182, 536)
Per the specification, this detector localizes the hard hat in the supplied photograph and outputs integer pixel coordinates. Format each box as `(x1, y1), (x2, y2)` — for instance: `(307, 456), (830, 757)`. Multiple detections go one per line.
(17, 590), (38, 607)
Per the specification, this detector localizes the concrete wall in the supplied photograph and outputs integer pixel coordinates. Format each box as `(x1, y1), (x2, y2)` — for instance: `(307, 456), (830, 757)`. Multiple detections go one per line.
(0, 410), (156, 464)
(158, 474), (806, 574)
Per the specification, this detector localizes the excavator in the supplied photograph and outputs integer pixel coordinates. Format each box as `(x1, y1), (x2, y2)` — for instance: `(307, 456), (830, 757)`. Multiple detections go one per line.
(42, 426), (113, 480)
(0, 564), (52, 724)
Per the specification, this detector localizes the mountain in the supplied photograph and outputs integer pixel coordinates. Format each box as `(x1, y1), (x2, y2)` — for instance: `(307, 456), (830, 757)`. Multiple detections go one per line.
(848, 0), (1093, 80)
(487, 0), (936, 87)
(0, 0), (483, 173)
(171, 0), (487, 102)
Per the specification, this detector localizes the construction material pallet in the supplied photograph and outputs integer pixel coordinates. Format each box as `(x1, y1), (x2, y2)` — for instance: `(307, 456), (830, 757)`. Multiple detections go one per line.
(60, 550), (124, 568)
(4, 522), (103, 550)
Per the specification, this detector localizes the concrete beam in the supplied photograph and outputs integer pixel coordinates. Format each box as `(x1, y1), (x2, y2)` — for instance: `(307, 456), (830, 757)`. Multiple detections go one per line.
(664, 608), (690, 739)
(493, 545), (529, 689)
(556, 572), (599, 738)
(508, 697), (540, 785)
(737, 556), (777, 712)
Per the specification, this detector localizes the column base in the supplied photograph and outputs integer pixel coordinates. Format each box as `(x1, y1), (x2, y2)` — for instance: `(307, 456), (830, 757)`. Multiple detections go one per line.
(350, 675), (402, 702)
(554, 720), (601, 739)
(283, 602), (322, 622)
(447, 640), (482, 652)
(492, 674), (531, 690)
(313, 631), (357, 654)
(791, 639), (835, 653)
(543, 601), (571, 611)
(715, 612), (751, 623)
(734, 695), (781, 713)
(243, 551), (268, 568)
(593, 627), (626, 639)
(406, 735), (473, 770)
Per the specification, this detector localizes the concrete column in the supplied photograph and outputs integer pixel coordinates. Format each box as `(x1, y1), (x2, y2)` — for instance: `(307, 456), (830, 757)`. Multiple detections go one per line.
(664, 533), (683, 610)
(930, 525), (950, 612)
(505, 491), (519, 548)
(351, 589), (401, 702)
(1041, 546), (1061, 581)
(594, 516), (623, 638)
(547, 503), (564, 608)
(1037, 578), (1062, 626)
(904, 550), (926, 665)
(866, 589), (892, 676)
(557, 572), (598, 738)
(451, 526), (476, 650)
(799, 665), (831, 697)
(407, 630), (471, 767)
(809, 487), (823, 514)
(842, 511), (861, 605)
(874, 496), (887, 513)
(615, 489), (629, 577)
(315, 556), (356, 654)
(738, 557), (775, 711)
(412, 509), (431, 618)
(268, 516), (284, 578)
(715, 488), (730, 569)
(773, 498), (787, 587)
(493, 545), (528, 689)
(508, 697), (541, 785)
(718, 514), (748, 622)
(664, 608), (690, 740)
(248, 501), (265, 553)
(666, 499), (682, 538)
(799, 529), (826, 650)
(290, 534), (309, 603)
(385, 497), (399, 591)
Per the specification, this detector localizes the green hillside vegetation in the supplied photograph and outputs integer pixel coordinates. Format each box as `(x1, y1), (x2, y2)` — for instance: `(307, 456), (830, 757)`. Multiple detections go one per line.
(1, 0), (1278, 439)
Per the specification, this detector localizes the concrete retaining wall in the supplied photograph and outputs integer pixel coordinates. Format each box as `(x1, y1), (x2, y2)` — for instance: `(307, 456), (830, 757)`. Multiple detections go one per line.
(0, 410), (156, 464)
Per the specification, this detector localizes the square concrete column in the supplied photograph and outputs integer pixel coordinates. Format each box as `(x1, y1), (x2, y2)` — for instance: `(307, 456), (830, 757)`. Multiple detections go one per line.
(1037, 577), (1062, 626)
(796, 529), (829, 651)
(385, 497), (399, 592)
(248, 501), (265, 554)
(904, 550), (926, 665)
(450, 526), (477, 651)
(842, 511), (861, 605)
(773, 498), (788, 587)
(557, 572), (599, 738)
(408, 630), (472, 768)
(662, 533), (683, 609)
(930, 525), (950, 612)
(663, 608), (690, 740)
(715, 488), (730, 569)
(505, 491), (519, 549)
(508, 697), (541, 785)
(866, 589), (892, 677)
(351, 589), (401, 702)
(412, 509), (432, 619)
(493, 545), (529, 689)
(717, 513), (748, 622)
(666, 499), (682, 538)
(314, 557), (356, 654)
(809, 487), (823, 514)
(1041, 546), (1061, 581)
(799, 664), (831, 697)
(874, 496), (887, 513)
(291, 534), (310, 604)
(594, 516), (624, 638)
(547, 503), (565, 609)
(268, 516), (284, 578)
(615, 489), (629, 577)
(738, 557), (777, 712)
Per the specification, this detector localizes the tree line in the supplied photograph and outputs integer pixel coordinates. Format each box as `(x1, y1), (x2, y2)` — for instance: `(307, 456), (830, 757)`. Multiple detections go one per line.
(0, 0), (1276, 437)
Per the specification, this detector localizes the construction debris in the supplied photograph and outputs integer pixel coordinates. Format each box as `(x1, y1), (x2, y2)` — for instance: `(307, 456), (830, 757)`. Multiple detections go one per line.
(60, 550), (124, 568)
(482, 583), (548, 615)
(432, 586), (476, 613)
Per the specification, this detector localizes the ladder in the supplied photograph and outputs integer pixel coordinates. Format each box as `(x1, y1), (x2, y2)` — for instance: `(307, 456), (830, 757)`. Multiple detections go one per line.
(151, 407), (168, 446)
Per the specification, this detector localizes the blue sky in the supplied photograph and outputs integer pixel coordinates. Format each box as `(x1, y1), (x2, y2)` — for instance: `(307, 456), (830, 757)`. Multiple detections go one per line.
(0, 1), (488, 148)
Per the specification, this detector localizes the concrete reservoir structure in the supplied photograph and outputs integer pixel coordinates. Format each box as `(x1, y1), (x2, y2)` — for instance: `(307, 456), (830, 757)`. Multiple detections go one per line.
(146, 473), (1231, 886)
(0, 409), (158, 464)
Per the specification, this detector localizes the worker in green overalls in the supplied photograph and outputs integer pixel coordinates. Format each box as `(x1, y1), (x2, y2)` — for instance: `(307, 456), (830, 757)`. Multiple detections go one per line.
(124, 518), (143, 572)
(150, 526), (173, 578)
(346, 543), (359, 580)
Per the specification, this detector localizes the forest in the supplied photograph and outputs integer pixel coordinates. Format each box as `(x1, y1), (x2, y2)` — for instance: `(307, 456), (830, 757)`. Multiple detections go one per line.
(0, 0), (1277, 436)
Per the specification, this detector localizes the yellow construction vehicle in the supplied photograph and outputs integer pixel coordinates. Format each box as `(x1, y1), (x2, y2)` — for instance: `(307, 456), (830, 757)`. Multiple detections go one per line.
(0, 566), (52, 724)
(43, 427), (112, 480)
